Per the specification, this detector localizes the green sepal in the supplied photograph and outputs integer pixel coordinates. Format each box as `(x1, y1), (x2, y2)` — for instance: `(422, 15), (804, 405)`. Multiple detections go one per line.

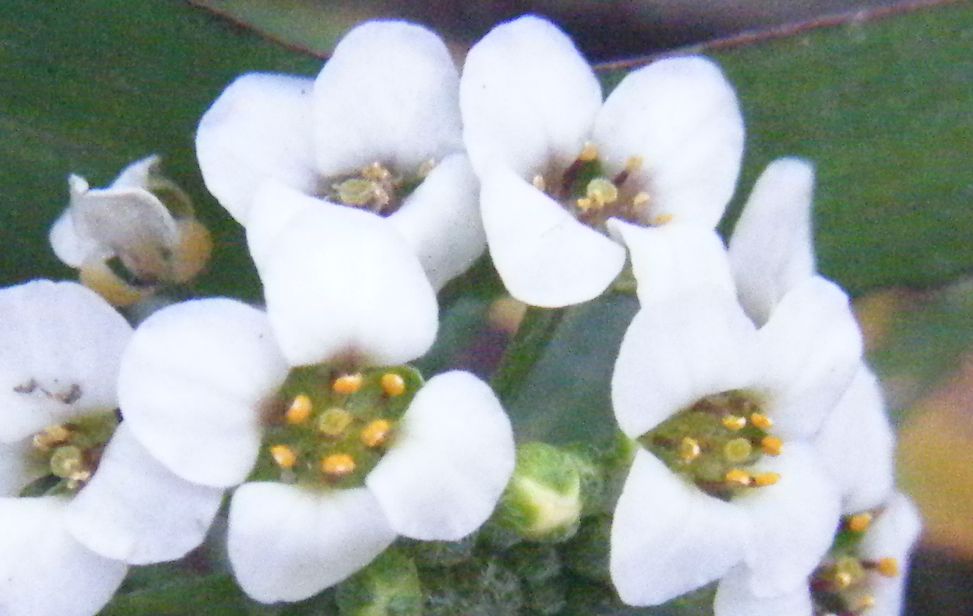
(335, 547), (422, 616)
(422, 557), (524, 616)
(560, 514), (612, 583)
(404, 534), (476, 568)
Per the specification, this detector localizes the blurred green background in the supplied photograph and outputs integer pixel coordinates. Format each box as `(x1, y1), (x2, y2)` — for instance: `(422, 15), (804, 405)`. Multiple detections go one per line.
(1, 0), (971, 613)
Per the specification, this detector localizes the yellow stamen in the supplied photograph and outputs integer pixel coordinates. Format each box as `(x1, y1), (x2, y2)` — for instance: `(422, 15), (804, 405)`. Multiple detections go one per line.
(760, 435), (783, 456)
(856, 595), (877, 610)
(725, 468), (752, 486)
(631, 192), (650, 208)
(333, 373), (363, 395)
(285, 394), (312, 424)
(532, 174), (547, 191)
(834, 571), (853, 590)
(679, 437), (701, 462)
(380, 373), (407, 397)
(270, 445), (297, 469)
(848, 512), (873, 533)
(321, 453), (356, 477)
(317, 408), (354, 437)
(32, 424), (72, 450)
(877, 557), (900, 578)
(651, 213), (674, 226)
(361, 419), (393, 448)
(576, 197), (594, 211)
(750, 412), (774, 430)
(578, 142), (599, 161)
(362, 161), (392, 181)
(722, 414), (747, 431)
(753, 472), (780, 487)
(585, 177), (619, 207)
(724, 438), (753, 462)
(625, 155), (644, 173)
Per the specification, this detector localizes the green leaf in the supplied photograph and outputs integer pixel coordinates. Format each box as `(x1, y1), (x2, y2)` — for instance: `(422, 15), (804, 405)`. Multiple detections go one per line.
(101, 574), (256, 616)
(0, 0), (321, 300)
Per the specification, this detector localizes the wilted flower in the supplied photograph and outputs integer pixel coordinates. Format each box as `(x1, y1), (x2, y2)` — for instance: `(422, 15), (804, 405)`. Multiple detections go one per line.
(460, 15), (744, 307)
(196, 20), (483, 290)
(0, 280), (222, 616)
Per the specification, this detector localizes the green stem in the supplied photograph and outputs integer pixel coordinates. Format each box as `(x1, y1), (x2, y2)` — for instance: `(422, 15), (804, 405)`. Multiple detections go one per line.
(491, 306), (567, 406)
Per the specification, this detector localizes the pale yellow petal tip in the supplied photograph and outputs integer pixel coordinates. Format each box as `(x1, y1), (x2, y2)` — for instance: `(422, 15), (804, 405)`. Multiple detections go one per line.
(79, 259), (149, 307)
(171, 219), (213, 283)
(333, 373), (363, 395)
(321, 453), (356, 478)
(380, 373), (406, 397)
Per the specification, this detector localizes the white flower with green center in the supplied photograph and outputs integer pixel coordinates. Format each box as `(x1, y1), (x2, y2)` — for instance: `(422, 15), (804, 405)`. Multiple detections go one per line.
(49, 155), (212, 306)
(116, 209), (515, 603)
(195, 20), (484, 290)
(729, 158), (896, 514)
(459, 15), (744, 307)
(609, 266), (863, 606)
(0, 280), (223, 616)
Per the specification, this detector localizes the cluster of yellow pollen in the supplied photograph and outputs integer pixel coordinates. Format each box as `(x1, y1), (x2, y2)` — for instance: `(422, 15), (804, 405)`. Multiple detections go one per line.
(329, 160), (433, 216)
(811, 512), (900, 615)
(641, 391), (783, 499)
(26, 413), (118, 494)
(259, 366), (415, 488)
(532, 142), (655, 230)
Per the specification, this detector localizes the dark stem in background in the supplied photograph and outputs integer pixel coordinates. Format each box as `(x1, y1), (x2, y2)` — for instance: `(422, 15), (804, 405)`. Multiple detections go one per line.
(491, 305), (566, 406)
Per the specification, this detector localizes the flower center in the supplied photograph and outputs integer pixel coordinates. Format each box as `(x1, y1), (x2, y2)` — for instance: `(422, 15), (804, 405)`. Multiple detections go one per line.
(251, 363), (423, 489)
(811, 512), (900, 615)
(325, 160), (435, 216)
(19, 412), (120, 497)
(637, 390), (782, 500)
(533, 142), (664, 232)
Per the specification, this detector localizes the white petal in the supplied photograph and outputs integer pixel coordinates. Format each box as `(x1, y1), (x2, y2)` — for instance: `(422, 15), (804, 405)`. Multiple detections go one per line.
(735, 443), (841, 597)
(108, 154), (160, 189)
(49, 207), (98, 268)
(196, 73), (318, 224)
(228, 482), (396, 603)
(610, 450), (749, 606)
(612, 294), (758, 438)
(460, 15), (602, 176)
(729, 158), (817, 325)
(608, 219), (734, 306)
(0, 438), (43, 497)
(244, 179), (321, 267)
(247, 185), (438, 366)
(480, 169), (625, 307)
(313, 21), (461, 177)
(387, 153), (485, 290)
(65, 424), (223, 565)
(367, 371), (514, 541)
(714, 565), (813, 616)
(814, 367), (895, 513)
(0, 280), (132, 442)
(858, 493), (921, 616)
(0, 497), (128, 616)
(755, 277), (863, 440)
(594, 56), (744, 228)
(118, 299), (288, 487)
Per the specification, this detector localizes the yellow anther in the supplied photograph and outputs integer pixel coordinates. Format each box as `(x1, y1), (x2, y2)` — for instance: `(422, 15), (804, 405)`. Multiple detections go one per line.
(285, 394), (312, 424)
(333, 373), (363, 395)
(856, 595), (877, 610)
(576, 197), (594, 211)
(848, 512), (873, 533)
(632, 192), (650, 208)
(833, 571), (853, 590)
(722, 414), (747, 431)
(679, 437), (701, 462)
(532, 174), (547, 192)
(321, 453), (356, 478)
(362, 161), (392, 181)
(625, 155), (644, 173)
(578, 142), (599, 161)
(725, 468), (752, 486)
(361, 419), (393, 448)
(724, 438), (753, 463)
(585, 178), (619, 207)
(760, 435), (784, 456)
(380, 373), (407, 397)
(753, 472), (780, 487)
(877, 557), (900, 578)
(317, 408), (354, 437)
(651, 213), (674, 226)
(270, 445), (297, 469)
(32, 424), (72, 450)
(334, 178), (381, 206)
(750, 413), (774, 430)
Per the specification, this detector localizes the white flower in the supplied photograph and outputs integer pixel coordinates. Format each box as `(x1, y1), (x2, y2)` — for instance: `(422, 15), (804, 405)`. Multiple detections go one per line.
(0, 280), (222, 616)
(196, 20), (484, 290)
(729, 158), (896, 513)
(116, 205), (515, 603)
(49, 155), (212, 306)
(609, 251), (862, 605)
(459, 15), (744, 307)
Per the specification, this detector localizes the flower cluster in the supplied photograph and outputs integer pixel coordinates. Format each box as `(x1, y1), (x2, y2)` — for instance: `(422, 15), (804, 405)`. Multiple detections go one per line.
(1, 13), (920, 616)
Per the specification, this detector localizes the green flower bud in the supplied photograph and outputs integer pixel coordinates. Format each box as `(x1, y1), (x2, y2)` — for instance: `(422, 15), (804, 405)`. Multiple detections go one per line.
(493, 442), (584, 543)
(423, 558), (524, 616)
(406, 535), (476, 568)
(561, 514), (611, 583)
(336, 548), (422, 616)
(504, 544), (561, 584)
